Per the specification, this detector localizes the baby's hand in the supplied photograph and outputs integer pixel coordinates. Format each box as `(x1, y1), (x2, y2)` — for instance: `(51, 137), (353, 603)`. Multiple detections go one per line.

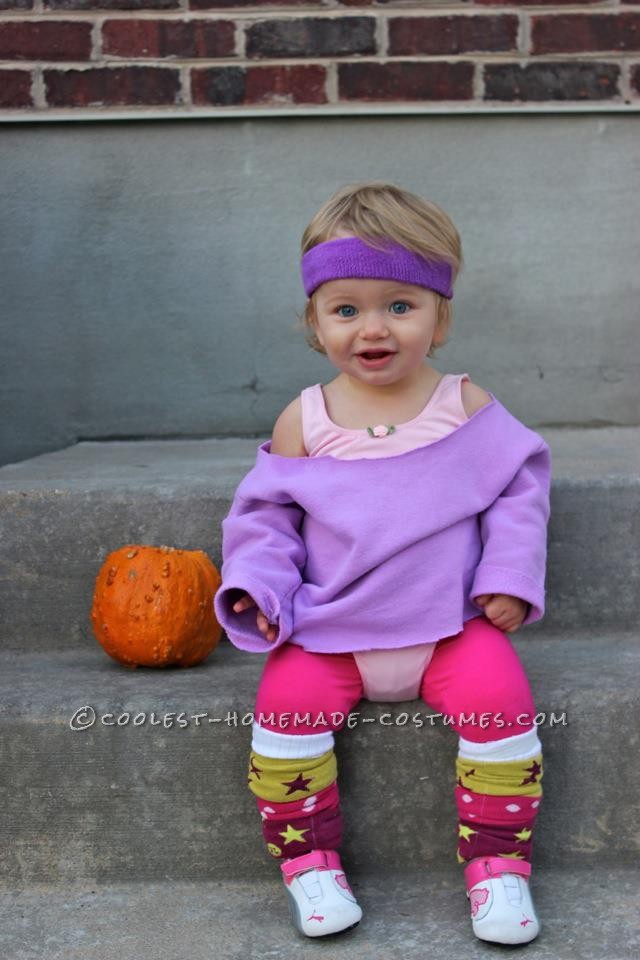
(231, 593), (279, 643)
(473, 593), (529, 633)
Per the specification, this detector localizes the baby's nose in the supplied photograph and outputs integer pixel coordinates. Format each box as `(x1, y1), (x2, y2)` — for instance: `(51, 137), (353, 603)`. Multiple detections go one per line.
(360, 312), (389, 334)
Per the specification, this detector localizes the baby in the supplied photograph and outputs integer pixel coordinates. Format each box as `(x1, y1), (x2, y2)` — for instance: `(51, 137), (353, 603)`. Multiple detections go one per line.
(214, 181), (551, 945)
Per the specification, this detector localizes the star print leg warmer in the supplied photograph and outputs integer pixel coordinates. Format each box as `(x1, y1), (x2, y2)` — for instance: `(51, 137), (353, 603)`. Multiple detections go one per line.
(248, 642), (363, 861)
(455, 729), (543, 862)
(420, 615), (543, 864)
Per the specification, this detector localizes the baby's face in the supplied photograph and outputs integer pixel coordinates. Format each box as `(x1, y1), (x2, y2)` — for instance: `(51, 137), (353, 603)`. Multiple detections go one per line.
(311, 276), (440, 385)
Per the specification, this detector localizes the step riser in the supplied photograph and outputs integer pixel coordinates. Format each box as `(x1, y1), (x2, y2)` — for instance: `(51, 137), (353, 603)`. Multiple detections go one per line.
(1, 481), (638, 652)
(1, 682), (635, 883)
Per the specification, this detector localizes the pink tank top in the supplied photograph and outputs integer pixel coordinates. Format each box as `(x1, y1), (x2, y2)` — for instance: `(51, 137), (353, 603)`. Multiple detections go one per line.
(300, 372), (470, 702)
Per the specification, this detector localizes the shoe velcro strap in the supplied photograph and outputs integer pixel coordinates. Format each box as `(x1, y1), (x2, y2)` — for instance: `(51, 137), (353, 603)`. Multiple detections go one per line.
(464, 856), (531, 892)
(280, 849), (341, 883)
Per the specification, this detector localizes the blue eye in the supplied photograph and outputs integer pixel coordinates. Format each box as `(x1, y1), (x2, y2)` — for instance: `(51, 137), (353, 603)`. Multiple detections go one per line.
(337, 305), (357, 318)
(390, 301), (411, 315)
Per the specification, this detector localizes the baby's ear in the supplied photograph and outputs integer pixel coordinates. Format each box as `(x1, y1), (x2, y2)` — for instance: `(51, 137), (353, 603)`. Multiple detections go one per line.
(308, 298), (320, 328)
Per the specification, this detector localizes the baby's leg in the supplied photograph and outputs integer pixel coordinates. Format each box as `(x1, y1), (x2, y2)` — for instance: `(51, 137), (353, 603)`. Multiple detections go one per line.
(248, 642), (363, 863)
(248, 644), (365, 937)
(420, 614), (543, 864)
(420, 614), (542, 943)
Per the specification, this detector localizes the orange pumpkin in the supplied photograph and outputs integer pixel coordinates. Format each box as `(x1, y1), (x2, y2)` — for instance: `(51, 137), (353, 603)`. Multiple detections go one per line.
(91, 545), (222, 668)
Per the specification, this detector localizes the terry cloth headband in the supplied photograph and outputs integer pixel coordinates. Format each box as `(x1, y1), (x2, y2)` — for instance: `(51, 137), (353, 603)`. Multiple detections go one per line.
(300, 236), (454, 300)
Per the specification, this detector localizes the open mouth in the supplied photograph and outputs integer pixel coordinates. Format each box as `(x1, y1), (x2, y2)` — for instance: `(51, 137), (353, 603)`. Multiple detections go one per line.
(359, 351), (394, 359)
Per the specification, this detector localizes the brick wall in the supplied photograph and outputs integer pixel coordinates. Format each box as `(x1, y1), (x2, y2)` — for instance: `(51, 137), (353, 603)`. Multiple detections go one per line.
(0, 2), (638, 114)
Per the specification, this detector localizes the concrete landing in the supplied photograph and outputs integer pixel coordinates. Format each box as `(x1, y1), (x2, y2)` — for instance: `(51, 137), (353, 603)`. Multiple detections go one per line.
(1, 866), (637, 960)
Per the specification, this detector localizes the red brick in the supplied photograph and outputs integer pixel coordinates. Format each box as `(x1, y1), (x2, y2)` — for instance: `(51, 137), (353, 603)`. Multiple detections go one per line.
(246, 64), (326, 103)
(45, 66), (181, 106)
(475, 0), (600, 5)
(339, 61), (473, 101)
(191, 0), (324, 8)
(46, 0), (178, 9)
(531, 14), (640, 54)
(484, 62), (619, 101)
(192, 64), (327, 105)
(389, 15), (518, 56)
(102, 19), (235, 58)
(0, 69), (33, 106)
(0, 21), (91, 60)
(192, 66), (243, 104)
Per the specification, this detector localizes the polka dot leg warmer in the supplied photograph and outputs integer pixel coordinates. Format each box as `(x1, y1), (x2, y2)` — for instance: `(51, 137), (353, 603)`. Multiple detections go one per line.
(248, 749), (342, 860)
(454, 737), (543, 863)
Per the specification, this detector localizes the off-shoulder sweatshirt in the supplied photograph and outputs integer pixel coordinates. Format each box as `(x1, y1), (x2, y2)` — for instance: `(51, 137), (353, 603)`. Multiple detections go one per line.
(213, 386), (552, 655)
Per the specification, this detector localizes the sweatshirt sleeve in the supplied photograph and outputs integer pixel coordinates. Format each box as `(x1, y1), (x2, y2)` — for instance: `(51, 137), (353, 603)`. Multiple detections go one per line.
(213, 489), (307, 652)
(470, 439), (551, 626)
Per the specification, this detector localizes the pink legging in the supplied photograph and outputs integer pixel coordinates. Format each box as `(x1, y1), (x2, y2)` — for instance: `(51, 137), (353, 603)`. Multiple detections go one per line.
(255, 615), (537, 742)
(251, 615), (543, 864)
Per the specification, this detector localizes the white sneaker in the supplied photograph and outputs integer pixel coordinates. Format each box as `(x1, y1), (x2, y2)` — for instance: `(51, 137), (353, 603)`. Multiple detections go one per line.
(464, 856), (540, 945)
(280, 849), (362, 938)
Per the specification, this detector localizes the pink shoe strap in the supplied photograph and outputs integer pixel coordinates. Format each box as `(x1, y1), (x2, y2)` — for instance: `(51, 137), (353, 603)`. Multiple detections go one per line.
(464, 856), (531, 892)
(280, 849), (342, 885)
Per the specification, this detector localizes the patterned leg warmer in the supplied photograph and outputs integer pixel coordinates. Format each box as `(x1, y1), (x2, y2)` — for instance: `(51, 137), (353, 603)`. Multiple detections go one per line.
(454, 728), (543, 863)
(247, 725), (342, 861)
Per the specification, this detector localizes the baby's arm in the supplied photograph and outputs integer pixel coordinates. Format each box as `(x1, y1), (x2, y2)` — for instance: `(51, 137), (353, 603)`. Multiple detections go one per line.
(269, 396), (307, 458)
(470, 439), (551, 627)
(214, 489), (306, 651)
(214, 401), (307, 652)
(231, 593), (278, 643)
(473, 593), (530, 633)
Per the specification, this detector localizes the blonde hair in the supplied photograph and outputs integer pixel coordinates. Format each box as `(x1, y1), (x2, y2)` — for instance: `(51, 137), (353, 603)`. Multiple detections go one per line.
(296, 181), (463, 359)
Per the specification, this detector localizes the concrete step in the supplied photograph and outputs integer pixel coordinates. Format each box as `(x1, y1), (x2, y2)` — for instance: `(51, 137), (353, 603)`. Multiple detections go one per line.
(1, 628), (637, 884)
(1, 865), (638, 960)
(1, 427), (639, 651)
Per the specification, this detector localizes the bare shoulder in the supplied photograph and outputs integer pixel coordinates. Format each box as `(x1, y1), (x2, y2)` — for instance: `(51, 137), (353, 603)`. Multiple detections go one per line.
(270, 396), (307, 458)
(461, 378), (493, 418)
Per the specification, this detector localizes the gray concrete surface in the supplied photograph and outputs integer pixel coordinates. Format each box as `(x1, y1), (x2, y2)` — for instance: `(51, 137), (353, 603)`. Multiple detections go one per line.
(1, 866), (638, 960)
(1, 631), (637, 884)
(2, 114), (639, 466)
(1, 429), (639, 650)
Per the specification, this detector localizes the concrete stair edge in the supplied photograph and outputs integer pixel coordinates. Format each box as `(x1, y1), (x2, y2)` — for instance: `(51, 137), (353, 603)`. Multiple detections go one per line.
(1, 433), (639, 649)
(0, 865), (638, 960)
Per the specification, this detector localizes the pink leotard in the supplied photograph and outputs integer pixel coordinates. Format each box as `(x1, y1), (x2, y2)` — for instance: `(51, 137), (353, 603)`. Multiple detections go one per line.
(300, 372), (471, 701)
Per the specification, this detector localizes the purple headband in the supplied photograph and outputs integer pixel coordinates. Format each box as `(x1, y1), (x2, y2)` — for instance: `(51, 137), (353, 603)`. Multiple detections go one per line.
(301, 236), (454, 300)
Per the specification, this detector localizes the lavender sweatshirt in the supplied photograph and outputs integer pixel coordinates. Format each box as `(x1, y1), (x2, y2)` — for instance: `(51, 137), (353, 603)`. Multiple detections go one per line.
(214, 394), (551, 654)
